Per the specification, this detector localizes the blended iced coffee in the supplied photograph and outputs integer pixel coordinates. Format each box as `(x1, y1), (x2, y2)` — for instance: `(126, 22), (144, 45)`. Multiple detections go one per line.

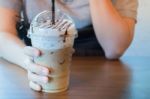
(27, 10), (77, 93)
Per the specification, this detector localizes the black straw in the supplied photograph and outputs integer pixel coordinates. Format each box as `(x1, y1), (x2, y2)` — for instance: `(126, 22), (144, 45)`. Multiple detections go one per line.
(52, 0), (55, 25)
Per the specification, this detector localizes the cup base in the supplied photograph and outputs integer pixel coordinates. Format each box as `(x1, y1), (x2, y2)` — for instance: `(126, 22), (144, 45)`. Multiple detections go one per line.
(42, 87), (68, 93)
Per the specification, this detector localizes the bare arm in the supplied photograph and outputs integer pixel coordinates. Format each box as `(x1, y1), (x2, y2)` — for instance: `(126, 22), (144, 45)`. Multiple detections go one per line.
(0, 7), (50, 91)
(0, 7), (28, 69)
(89, 0), (136, 59)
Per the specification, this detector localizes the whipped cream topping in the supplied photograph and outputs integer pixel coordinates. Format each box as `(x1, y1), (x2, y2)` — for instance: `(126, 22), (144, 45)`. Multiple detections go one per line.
(27, 10), (78, 50)
(28, 10), (77, 37)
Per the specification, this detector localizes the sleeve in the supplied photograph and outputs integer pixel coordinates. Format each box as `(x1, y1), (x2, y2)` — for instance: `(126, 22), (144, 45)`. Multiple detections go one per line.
(0, 0), (22, 13)
(113, 0), (138, 20)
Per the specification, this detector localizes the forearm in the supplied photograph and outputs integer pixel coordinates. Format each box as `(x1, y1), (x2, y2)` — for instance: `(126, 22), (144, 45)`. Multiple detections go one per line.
(89, 0), (133, 57)
(0, 32), (28, 70)
(0, 8), (29, 69)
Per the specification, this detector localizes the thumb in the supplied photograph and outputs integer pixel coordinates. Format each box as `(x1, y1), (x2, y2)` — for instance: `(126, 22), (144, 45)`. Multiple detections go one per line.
(24, 46), (41, 57)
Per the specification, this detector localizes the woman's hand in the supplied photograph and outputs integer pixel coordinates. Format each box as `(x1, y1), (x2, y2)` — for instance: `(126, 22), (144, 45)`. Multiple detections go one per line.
(23, 46), (50, 91)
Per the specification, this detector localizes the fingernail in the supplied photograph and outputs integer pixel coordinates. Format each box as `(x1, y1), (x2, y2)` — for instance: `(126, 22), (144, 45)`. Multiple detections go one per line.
(42, 69), (49, 75)
(35, 50), (40, 57)
(43, 77), (48, 83)
(36, 85), (41, 91)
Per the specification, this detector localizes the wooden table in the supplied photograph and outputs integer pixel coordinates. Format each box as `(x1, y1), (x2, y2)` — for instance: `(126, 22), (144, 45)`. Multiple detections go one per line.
(0, 56), (150, 99)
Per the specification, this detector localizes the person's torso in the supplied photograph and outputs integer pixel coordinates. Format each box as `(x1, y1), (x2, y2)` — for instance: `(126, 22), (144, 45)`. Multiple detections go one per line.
(23, 0), (92, 29)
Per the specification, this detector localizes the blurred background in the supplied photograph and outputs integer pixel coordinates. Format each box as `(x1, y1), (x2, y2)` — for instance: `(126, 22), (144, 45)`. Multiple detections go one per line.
(123, 0), (150, 57)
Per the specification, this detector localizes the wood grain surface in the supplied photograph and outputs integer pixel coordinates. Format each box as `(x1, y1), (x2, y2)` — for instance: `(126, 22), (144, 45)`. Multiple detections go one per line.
(0, 56), (150, 99)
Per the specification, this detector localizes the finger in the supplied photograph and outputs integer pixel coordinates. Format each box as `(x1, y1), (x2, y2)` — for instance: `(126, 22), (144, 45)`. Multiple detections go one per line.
(25, 59), (50, 75)
(29, 81), (41, 91)
(28, 71), (49, 84)
(24, 46), (41, 57)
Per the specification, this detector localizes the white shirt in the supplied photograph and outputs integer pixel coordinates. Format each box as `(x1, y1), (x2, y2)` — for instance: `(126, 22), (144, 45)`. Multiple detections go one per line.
(0, 0), (138, 29)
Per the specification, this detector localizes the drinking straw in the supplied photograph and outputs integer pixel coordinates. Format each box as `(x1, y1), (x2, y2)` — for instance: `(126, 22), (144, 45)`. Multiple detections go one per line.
(52, 0), (55, 25)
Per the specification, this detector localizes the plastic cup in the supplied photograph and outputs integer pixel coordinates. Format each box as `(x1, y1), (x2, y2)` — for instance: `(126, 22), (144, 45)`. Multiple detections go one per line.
(28, 10), (77, 93)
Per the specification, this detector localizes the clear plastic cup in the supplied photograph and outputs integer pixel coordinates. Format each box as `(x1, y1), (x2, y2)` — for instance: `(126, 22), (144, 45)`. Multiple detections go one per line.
(28, 10), (77, 93)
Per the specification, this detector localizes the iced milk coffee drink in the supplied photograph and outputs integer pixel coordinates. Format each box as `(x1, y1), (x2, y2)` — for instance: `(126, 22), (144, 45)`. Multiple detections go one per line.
(28, 10), (77, 93)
